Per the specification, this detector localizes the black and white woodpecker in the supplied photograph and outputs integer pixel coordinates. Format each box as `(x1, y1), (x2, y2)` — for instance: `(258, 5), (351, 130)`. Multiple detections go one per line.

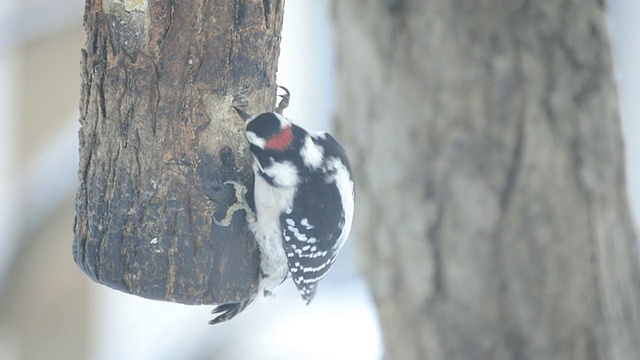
(209, 87), (355, 324)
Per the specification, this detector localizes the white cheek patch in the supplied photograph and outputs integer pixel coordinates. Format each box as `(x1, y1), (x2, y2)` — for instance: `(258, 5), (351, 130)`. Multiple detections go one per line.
(246, 131), (265, 149)
(300, 136), (324, 169)
(263, 160), (299, 187)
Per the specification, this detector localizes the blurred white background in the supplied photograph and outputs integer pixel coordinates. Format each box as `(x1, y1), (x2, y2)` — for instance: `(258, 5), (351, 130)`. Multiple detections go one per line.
(0, 1), (637, 359)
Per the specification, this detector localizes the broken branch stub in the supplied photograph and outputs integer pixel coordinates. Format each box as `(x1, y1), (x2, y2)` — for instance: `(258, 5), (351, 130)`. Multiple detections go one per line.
(73, 0), (285, 304)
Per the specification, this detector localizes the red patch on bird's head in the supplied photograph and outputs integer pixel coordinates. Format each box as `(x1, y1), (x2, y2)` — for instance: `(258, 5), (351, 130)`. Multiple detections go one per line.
(264, 125), (293, 152)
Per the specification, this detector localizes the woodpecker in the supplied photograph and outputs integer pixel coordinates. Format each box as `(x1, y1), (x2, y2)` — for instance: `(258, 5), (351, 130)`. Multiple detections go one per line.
(209, 87), (355, 324)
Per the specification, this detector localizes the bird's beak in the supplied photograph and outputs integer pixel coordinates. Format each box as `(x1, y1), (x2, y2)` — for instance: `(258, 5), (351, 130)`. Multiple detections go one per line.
(232, 106), (253, 123)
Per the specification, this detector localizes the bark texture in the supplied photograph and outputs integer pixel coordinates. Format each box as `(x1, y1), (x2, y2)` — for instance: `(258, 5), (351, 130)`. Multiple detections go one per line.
(334, 1), (640, 359)
(73, 0), (284, 304)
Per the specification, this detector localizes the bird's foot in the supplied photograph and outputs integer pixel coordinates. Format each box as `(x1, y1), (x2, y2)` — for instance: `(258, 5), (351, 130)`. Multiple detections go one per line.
(214, 180), (254, 226)
(274, 86), (290, 115)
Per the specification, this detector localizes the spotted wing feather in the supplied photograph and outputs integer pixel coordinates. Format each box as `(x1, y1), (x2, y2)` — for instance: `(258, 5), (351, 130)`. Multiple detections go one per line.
(280, 175), (345, 304)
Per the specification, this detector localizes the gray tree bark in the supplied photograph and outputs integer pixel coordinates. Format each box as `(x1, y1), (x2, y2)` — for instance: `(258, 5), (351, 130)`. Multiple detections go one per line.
(334, 1), (640, 359)
(73, 0), (284, 305)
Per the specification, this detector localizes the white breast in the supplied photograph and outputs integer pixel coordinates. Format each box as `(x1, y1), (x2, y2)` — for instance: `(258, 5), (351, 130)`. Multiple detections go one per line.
(249, 167), (296, 294)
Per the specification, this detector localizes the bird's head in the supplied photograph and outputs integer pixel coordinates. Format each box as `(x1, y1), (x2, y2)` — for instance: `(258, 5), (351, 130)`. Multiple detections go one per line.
(245, 112), (305, 187)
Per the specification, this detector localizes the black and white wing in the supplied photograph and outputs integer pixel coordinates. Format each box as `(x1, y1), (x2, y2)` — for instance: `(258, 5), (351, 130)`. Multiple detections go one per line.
(280, 175), (347, 304)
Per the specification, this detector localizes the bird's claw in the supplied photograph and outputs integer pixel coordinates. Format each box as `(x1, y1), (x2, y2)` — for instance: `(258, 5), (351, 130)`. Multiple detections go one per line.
(213, 180), (253, 227)
(275, 86), (290, 115)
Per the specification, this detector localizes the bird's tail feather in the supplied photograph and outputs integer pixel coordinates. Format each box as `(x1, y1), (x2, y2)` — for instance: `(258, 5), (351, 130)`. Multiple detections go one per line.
(209, 294), (257, 325)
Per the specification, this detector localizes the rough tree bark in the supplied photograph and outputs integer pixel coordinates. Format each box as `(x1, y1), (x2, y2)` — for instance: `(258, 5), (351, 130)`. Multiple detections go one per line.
(73, 0), (284, 305)
(334, 1), (640, 359)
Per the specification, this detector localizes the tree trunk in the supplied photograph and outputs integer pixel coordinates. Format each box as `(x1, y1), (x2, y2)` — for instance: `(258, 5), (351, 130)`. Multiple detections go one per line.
(334, 1), (640, 359)
(73, 0), (284, 305)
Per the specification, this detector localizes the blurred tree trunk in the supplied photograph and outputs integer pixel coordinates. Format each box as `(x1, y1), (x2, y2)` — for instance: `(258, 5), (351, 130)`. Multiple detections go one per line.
(74, 0), (284, 305)
(334, 1), (640, 359)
